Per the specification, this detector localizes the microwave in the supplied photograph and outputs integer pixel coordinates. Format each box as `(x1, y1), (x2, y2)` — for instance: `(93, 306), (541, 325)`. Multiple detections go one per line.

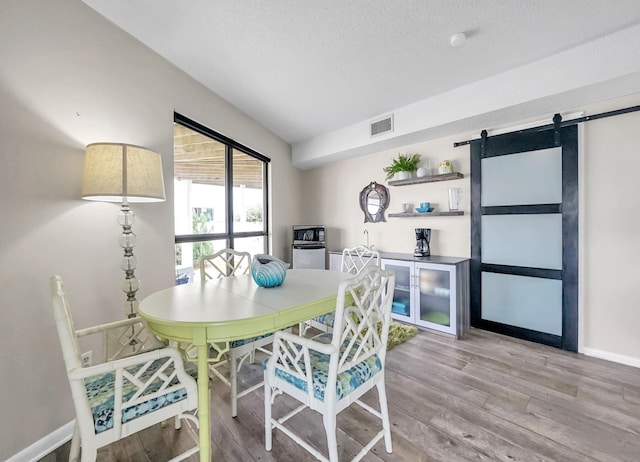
(292, 225), (325, 246)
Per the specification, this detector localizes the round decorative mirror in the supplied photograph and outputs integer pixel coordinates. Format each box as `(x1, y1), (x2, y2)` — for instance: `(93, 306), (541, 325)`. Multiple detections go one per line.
(359, 181), (390, 223)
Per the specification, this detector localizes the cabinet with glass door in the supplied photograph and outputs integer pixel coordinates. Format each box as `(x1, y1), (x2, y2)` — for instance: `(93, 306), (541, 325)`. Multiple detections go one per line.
(381, 257), (469, 337)
(382, 260), (413, 321)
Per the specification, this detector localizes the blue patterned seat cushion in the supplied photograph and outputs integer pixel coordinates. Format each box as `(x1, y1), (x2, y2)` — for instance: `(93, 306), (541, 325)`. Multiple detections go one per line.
(265, 333), (382, 402)
(229, 332), (273, 348)
(84, 358), (197, 434)
(312, 312), (335, 328)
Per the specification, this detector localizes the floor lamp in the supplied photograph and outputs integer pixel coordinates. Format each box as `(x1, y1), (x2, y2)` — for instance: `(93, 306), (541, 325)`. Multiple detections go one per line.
(81, 143), (166, 318)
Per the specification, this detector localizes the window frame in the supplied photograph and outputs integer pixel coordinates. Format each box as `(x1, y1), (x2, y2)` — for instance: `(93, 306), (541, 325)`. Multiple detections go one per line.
(173, 112), (270, 252)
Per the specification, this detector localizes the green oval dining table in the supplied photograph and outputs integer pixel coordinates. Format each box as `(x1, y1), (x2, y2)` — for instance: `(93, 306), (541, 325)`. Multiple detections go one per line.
(139, 269), (353, 461)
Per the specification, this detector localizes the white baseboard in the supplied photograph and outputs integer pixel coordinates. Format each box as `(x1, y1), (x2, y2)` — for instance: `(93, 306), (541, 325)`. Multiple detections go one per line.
(7, 420), (74, 462)
(583, 347), (640, 369)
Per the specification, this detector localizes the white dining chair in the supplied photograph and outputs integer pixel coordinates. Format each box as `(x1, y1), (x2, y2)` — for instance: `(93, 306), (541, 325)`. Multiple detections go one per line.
(265, 265), (395, 462)
(300, 244), (380, 336)
(200, 247), (252, 280)
(50, 275), (199, 462)
(200, 248), (274, 417)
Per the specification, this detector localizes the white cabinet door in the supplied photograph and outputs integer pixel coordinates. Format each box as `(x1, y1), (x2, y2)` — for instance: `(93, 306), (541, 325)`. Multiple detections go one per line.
(332, 252), (379, 272)
(329, 253), (342, 272)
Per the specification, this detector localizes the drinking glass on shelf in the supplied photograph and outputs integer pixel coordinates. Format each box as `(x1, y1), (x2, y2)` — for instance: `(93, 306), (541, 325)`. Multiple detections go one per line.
(401, 203), (413, 213)
(448, 188), (462, 211)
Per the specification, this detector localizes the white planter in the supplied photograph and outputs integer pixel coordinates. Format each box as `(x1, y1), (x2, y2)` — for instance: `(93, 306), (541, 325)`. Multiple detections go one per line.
(396, 171), (411, 180)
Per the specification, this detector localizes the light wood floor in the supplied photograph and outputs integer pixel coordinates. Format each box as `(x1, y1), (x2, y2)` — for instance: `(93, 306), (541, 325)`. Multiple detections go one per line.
(42, 328), (640, 462)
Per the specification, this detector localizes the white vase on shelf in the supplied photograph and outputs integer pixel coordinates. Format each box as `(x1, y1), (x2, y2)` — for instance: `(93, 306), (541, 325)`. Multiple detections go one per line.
(395, 171), (411, 180)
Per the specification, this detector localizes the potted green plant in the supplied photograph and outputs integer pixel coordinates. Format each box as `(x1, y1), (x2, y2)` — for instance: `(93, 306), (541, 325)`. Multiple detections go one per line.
(383, 153), (421, 180)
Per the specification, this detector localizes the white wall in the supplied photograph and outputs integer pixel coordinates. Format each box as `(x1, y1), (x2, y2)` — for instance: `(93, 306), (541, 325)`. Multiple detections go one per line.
(302, 93), (640, 368)
(301, 133), (471, 258)
(581, 95), (640, 363)
(0, 1), (300, 459)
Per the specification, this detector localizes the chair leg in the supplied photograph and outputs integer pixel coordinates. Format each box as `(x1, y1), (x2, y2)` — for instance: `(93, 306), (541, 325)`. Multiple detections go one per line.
(79, 445), (97, 462)
(69, 420), (81, 462)
(376, 381), (393, 453)
(230, 351), (238, 417)
(323, 413), (339, 462)
(264, 372), (273, 451)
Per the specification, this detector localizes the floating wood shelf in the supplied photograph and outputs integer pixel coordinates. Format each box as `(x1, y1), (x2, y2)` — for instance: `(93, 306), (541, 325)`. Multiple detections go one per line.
(388, 211), (465, 218)
(388, 172), (464, 186)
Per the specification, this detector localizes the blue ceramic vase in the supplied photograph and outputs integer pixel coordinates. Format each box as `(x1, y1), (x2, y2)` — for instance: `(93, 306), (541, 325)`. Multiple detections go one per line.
(251, 254), (289, 287)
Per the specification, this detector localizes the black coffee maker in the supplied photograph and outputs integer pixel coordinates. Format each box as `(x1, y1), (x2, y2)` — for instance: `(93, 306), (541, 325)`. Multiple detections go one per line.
(414, 228), (431, 257)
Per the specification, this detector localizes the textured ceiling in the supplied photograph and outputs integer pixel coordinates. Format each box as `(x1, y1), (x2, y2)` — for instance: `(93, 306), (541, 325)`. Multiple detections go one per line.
(83, 0), (640, 146)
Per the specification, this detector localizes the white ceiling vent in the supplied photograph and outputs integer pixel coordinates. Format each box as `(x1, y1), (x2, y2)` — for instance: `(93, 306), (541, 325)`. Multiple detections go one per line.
(370, 114), (394, 137)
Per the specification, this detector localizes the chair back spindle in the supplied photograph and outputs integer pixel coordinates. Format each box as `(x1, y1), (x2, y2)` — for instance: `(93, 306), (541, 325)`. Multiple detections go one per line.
(340, 244), (380, 275)
(200, 248), (251, 281)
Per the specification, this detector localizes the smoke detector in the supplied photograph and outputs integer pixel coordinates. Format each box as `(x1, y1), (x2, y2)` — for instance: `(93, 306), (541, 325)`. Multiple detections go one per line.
(450, 32), (466, 47)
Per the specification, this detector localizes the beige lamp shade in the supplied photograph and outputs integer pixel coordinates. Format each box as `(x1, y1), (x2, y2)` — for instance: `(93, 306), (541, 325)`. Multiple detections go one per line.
(82, 143), (166, 202)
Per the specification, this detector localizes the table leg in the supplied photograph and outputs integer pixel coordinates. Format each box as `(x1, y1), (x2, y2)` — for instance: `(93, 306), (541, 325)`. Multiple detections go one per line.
(197, 344), (211, 461)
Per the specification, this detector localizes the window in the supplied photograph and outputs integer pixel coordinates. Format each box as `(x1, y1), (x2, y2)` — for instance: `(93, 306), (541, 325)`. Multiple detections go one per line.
(173, 113), (269, 284)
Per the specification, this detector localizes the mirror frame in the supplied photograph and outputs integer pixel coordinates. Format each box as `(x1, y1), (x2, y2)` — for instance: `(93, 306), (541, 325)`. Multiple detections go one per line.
(359, 181), (390, 223)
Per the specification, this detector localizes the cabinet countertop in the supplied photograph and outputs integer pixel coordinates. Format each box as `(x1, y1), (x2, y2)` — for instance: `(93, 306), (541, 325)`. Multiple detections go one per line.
(328, 250), (469, 265)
